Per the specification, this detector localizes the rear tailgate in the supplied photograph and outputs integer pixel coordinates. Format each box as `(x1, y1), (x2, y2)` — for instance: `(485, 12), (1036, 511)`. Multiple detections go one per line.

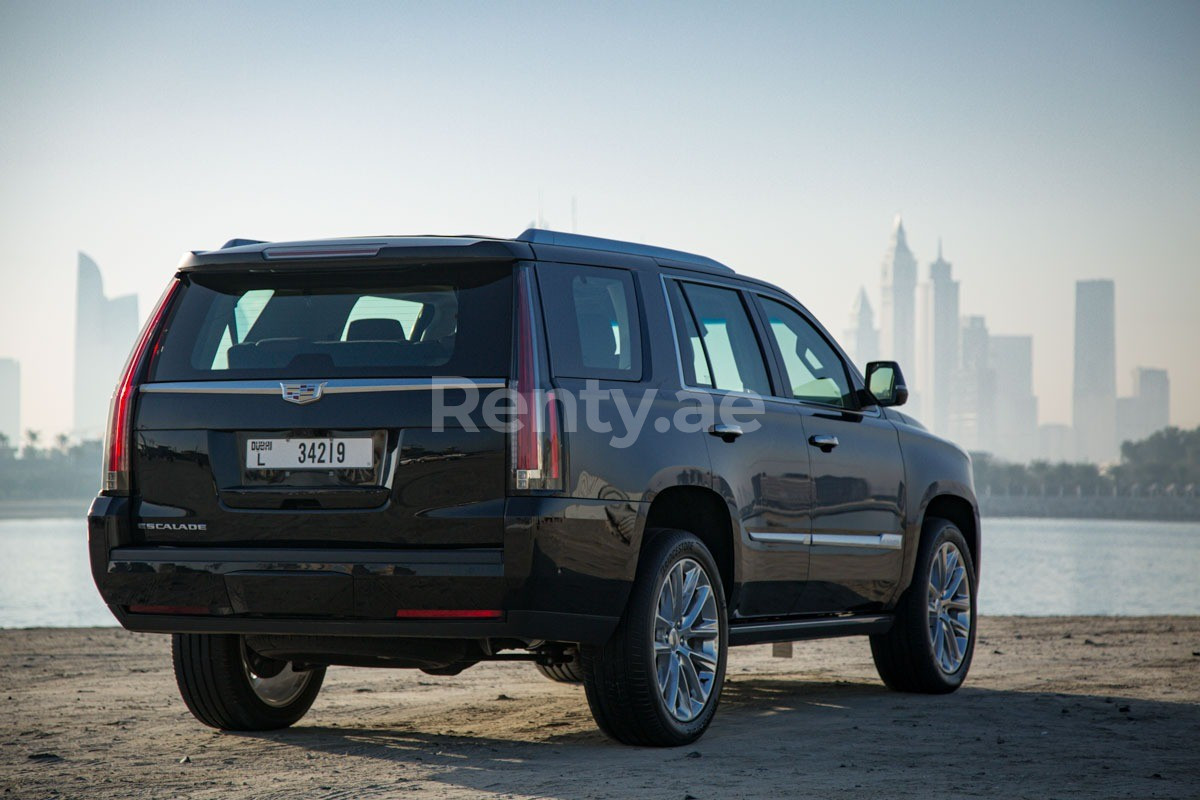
(131, 262), (512, 549)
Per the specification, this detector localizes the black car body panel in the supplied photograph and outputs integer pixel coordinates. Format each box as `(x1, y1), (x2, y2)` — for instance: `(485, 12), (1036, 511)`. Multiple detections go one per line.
(89, 229), (979, 663)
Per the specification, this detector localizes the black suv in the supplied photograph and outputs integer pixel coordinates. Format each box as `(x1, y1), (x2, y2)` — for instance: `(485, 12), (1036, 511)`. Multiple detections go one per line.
(89, 229), (980, 746)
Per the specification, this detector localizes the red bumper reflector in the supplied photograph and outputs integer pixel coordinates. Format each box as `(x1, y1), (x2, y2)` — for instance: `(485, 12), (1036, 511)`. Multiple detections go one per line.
(127, 605), (209, 615)
(394, 609), (502, 619)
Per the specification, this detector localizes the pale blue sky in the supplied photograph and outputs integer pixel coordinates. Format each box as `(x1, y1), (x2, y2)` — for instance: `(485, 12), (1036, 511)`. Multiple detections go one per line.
(1, 0), (1197, 436)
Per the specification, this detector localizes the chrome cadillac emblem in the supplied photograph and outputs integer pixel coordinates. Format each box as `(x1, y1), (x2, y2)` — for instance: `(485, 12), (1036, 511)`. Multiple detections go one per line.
(280, 382), (326, 404)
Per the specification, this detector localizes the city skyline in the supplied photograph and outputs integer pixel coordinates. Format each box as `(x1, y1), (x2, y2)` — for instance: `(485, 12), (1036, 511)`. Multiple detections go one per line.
(851, 219), (1171, 463)
(0, 2), (1196, 438)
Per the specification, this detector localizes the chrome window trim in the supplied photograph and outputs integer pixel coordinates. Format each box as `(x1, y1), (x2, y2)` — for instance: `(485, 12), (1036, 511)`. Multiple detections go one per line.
(139, 378), (506, 395)
(746, 531), (813, 546)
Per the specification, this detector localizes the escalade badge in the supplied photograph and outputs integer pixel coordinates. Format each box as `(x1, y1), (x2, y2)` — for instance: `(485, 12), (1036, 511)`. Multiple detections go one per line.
(281, 382), (326, 404)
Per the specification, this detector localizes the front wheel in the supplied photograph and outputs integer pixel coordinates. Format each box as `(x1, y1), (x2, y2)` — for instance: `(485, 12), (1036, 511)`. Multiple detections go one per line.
(581, 528), (727, 746)
(172, 634), (325, 730)
(870, 518), (977, 693)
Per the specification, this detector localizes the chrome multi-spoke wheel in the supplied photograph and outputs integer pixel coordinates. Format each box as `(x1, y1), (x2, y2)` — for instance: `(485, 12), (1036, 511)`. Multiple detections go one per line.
(241, 642), (313, 708)
(927, 541), (972, 674)
(653, 557), (721, 722)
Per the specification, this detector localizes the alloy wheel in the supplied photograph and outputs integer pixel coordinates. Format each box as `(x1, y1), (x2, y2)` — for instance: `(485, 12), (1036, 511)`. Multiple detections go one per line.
(652, 557), (720, 722)
(927, 541), (972, 673)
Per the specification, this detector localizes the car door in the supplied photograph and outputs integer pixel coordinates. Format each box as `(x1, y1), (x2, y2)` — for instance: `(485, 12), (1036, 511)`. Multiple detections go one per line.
(752, 294), (906, 614)
(664, 278), (814, 619)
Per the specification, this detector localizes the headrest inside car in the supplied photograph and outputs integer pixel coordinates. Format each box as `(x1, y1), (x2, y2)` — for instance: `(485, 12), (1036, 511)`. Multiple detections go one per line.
(346, 318), (406, 341)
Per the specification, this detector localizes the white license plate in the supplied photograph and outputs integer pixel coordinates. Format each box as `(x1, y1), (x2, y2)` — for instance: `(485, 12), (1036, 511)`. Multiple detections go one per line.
(246, 437), (374, 470)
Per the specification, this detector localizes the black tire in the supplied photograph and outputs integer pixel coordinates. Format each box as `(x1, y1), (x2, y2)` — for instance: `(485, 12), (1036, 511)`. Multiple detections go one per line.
(535, 656), (584, 683)
(870, 517), (977, 693)
(581, 528), (728, 747)
(172, 634), (325, 731)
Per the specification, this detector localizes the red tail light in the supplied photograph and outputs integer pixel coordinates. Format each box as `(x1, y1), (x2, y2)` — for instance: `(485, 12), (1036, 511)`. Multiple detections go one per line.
(511, 266), (563, 492)
(103, 279), (180, 495)
(127, 604), (208, 615)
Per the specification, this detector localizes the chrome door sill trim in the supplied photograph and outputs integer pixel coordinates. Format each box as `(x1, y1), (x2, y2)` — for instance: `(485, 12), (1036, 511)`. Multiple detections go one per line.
(747, 531), (812, 546)
(811, 533), (903, 550)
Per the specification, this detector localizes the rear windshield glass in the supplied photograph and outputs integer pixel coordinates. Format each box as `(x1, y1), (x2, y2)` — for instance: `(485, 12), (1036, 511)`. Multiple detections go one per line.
(151, 264), (512, 380)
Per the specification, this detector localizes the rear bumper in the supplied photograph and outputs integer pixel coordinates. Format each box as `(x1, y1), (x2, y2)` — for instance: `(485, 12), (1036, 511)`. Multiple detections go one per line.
(89, 494), (643, 645)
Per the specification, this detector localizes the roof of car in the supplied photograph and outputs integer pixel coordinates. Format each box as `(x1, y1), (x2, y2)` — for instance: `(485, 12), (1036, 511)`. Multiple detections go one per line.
(177, 228), (736, 276)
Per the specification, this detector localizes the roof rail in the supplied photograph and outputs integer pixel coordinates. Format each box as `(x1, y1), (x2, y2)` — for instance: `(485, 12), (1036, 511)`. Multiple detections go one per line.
(221, 238), (266, 249)
(516, 228), (733, 273)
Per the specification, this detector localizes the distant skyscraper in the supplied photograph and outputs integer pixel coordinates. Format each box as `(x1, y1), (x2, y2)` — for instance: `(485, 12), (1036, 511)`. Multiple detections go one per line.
(74, 253), (139, 439)
(1116, 367), (1170, 448)
(1072, 280), (1117, 463)
(1037, 423), (1073, 463)
(843, 287), (878, 367)
(879, 215), (918, 373)
(919, 240), (959, 436)
(1136, 367), (1170, 434)
(0, 358), (18, 447)
(948, 316), (995, 453)
(990, 336), (1038, 461)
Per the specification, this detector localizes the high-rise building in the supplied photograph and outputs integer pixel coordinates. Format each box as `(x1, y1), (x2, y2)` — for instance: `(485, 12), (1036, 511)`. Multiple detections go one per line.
(1072, 280), (1117, 463)
(74, 253), (139, 439)
(990, 335), (1038, 461)
(1037, 423), (1073, 462)
(948, 316), (995, 453)
(879, 215), (918, 374)
(842, 287), (878, 368)
(919, 240), (959, 437)
(0, 358), (18, 448)
(1116, 367), (1170, 448)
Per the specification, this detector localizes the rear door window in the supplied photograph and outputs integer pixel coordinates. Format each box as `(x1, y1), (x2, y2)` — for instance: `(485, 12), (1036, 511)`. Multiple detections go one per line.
(669, 281), (772, 395)
(537, 265), (642, 381)
(151, 264), (512, 380)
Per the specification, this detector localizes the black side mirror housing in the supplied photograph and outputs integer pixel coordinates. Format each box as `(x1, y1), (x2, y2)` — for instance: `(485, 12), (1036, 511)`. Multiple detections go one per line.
(864, 361), (908, 407)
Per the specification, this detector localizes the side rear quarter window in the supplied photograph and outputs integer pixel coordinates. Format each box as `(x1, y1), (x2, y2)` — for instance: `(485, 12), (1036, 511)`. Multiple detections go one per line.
(537, 265), (643, 381)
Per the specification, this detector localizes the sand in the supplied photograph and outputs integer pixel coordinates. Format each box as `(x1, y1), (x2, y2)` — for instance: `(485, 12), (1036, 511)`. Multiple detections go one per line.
(2, 617), (1198, 799)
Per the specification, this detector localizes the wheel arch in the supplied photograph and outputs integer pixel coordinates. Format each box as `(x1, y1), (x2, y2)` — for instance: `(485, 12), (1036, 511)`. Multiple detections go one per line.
(922, 493), (981, 579)
(642, 485), (736, 603)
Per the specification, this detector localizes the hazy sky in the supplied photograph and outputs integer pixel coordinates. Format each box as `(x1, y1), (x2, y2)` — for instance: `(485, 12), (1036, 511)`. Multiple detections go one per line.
(1, 0), (1197, 438)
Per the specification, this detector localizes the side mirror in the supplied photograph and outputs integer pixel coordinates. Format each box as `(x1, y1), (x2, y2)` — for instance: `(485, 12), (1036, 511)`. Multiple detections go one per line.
(864, 361), (908, 407)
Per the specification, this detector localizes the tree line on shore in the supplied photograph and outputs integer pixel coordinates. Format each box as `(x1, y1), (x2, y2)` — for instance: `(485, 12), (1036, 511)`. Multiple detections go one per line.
(0, 425), (1197, 501)
(972, 426), (1200, 497)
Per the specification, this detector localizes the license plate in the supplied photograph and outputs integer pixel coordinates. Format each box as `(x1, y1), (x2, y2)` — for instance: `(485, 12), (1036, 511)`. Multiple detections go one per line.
(245, 437), (374, 470)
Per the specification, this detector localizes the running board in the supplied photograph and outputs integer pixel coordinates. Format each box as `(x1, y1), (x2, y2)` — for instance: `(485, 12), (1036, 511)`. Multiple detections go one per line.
(728, 614), (893, 646)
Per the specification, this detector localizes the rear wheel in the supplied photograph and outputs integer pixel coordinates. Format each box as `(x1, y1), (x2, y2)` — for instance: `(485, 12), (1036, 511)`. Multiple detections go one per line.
(172, 634), (325, 730)
(870, 518), (976, 693)
(581, 529), (727, 746)
(535, 653), (584, 683)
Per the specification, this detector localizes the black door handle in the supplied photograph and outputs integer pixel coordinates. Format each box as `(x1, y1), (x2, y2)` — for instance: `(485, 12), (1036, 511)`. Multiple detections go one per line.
(708, 424), (744, 443)
(809, 434), (839, 452)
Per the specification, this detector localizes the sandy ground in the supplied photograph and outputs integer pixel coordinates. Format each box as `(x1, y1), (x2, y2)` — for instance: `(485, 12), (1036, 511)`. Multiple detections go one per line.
(1, 617), (1198, 800)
